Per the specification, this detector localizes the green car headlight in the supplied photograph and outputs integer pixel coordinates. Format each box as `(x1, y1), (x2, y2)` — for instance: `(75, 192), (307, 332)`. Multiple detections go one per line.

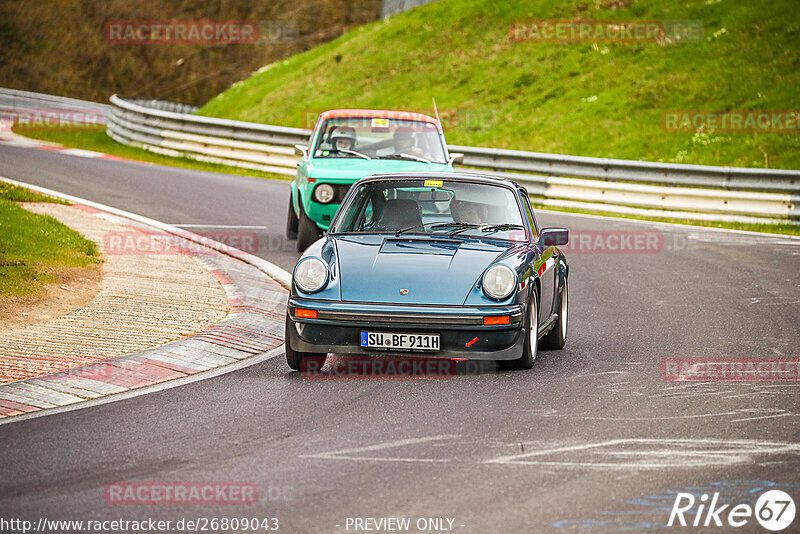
(314, 184), (335, 204)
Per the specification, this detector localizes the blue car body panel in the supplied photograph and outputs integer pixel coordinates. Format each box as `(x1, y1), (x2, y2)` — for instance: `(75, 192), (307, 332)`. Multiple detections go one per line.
(286, 172), (569, 361)
(334, 235), (508, 305)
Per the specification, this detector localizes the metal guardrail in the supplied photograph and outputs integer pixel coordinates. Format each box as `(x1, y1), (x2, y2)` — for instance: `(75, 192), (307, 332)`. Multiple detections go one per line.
(123, 98), (199, 115)
(105, 95), (799, 224)
(0, 87), (111, 121)
(451, 145), (800, 193)
(4, 89), (795, 224)
(109, 95), (310, 146)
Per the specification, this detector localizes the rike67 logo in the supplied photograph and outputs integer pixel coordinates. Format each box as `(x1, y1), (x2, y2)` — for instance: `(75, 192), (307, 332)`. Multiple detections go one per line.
(668, 490), (795, 531)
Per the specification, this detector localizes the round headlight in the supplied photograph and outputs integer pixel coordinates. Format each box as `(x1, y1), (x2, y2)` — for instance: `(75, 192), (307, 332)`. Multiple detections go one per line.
(482, 265), (516, 300)
(314, 184), (335, 204)
(294, 258), (328, 293)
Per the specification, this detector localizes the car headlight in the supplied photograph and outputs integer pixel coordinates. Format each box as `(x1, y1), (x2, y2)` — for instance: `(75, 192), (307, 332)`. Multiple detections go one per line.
(482, 265), (516, 300)
(294, 258), (328, 293)
(313, 184), (335, 204)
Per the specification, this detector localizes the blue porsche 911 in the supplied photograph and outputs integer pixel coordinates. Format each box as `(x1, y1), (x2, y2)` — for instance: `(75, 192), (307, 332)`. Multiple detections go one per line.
(285, 172), (569, 371)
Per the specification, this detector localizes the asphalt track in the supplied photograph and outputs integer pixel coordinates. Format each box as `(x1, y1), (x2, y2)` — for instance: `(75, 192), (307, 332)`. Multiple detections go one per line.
(1, 142), (800, 533)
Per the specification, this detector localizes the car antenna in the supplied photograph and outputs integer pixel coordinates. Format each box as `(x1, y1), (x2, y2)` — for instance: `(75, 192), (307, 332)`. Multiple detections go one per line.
(432, 97), (442, 130)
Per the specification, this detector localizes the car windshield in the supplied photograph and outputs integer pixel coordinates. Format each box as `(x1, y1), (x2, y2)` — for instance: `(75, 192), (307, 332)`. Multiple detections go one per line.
(331, 179), (527, 241)
(312, 117), (447, 164)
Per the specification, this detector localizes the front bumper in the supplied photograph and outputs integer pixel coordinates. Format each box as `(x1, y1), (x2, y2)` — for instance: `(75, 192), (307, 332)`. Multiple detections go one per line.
(305, 199), (338, 230)
(287, 299), (526, 360)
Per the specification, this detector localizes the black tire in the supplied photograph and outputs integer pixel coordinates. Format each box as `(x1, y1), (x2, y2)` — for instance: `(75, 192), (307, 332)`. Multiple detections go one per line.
(285, 318), (327, 372)
(286, 194), (298, 240)
(499, 290), (538, 370)
(296, 200), (321, 251)
(541, 277), (568, 350)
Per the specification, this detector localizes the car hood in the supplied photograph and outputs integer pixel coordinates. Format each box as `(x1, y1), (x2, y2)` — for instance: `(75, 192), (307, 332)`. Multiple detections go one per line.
(306, 158), (452, 180)
(333, 235), (510, 305)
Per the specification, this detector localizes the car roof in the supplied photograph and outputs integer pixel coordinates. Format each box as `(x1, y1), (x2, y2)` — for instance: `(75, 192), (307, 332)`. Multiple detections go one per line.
(355, 171), (519, 188)
(318, 109), (439, 124)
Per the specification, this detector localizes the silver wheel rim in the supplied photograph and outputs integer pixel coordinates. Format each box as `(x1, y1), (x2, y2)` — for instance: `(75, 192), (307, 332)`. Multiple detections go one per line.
(561, 280), (568, 339)
(529, 295), (538, 353)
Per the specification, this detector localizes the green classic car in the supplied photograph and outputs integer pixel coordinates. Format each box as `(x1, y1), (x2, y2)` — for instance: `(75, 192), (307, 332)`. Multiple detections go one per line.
(287, 109), (463, 250)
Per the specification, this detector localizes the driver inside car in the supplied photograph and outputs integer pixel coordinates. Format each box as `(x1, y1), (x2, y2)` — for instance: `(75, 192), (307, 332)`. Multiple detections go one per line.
(330, 127), (357, 152)
(393, 129), (424, 156)
(450, 199), (489, 225)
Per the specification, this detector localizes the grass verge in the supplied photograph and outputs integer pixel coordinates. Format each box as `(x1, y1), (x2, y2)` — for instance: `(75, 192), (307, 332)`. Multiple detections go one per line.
(11, 126), (291, 182)
(0, 182), (67, 204)
(0, 194), (100, 299)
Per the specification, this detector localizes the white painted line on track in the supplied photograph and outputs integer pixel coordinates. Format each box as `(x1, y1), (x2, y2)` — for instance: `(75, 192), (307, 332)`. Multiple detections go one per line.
(0, 345), (284, 427)
(730, 413), (795, 423)
(169, 224), (268, 229)
(525, 408), (797, 423)
(59, 148), (106, 158)
(483, 438), (800, 469)
(300, 435), (460, 463)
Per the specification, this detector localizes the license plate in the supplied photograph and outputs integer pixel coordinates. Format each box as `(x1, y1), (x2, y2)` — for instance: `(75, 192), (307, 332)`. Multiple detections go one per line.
(361, 331), (440, 351)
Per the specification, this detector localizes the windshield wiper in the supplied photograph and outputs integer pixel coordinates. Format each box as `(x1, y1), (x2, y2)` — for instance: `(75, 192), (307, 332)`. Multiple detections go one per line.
(447, 223), (525, 238)
(399, 152), (431, 164)
(394, 224), (425, 237)
(378, 153), (432, 164)
(480, 224), (524, 232)
(337, 148), (371, 160)
(430, 222), (475, 230)
(429, 222), (482, 238)
(399, 222), (521, 239)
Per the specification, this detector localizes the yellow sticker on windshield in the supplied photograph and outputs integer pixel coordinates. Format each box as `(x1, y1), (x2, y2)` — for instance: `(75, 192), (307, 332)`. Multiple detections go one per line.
(371, 118), (389, 128)
(424, 180), (443, 187)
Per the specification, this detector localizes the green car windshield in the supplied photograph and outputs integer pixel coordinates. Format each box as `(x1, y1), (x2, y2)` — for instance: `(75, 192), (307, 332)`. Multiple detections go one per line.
(331, 179), (527, 241)
(313, 117), (447, 164)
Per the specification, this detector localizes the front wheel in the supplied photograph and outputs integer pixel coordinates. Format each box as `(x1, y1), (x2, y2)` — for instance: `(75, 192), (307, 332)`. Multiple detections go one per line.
(541, 277), (568, 350)
(499, 291), (538, 370)
(285, 318), (327, 372)
(286, 195), (298, 240)
(296, 200), (321, 251)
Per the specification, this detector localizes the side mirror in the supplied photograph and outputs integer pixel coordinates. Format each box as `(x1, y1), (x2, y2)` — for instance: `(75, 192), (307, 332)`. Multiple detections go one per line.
(294, 144), (308, 157)
(448, 152), (464, 165)
(538, 227), (569, 247)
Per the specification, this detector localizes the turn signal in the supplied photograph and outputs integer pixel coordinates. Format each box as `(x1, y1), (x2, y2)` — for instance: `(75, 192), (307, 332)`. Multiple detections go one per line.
(483, 315), (510, 325)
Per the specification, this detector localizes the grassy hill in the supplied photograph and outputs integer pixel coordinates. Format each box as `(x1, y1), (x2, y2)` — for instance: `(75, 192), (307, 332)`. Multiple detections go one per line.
(198, 0), (800, 169)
